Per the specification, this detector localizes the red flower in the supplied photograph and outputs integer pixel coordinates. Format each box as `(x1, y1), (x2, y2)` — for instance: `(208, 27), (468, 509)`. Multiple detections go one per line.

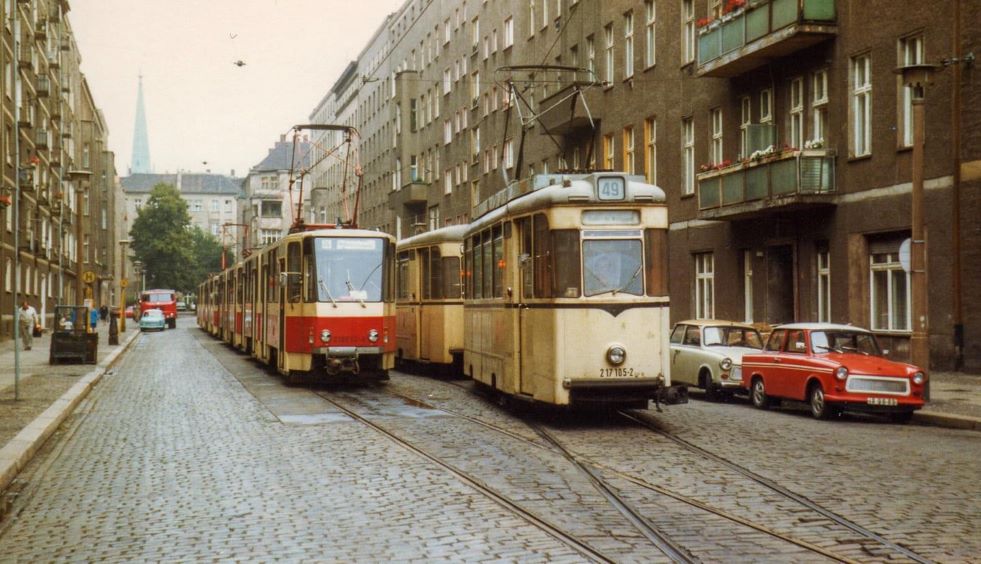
(696, 17), (714, 28)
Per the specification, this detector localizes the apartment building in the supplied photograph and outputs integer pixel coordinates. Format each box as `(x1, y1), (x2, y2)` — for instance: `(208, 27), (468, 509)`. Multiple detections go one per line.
(240, 135), (311, 253)
(0, 0), (119, 338)
(310, 0), (980, 370)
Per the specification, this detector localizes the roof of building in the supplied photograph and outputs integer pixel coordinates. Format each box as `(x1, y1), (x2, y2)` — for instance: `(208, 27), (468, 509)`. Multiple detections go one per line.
(250, 139), (312, 174)
(121, 173), (243, 196)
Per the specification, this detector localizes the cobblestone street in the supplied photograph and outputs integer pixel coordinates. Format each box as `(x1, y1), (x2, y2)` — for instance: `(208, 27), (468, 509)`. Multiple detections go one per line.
(0, 320), (978, 561)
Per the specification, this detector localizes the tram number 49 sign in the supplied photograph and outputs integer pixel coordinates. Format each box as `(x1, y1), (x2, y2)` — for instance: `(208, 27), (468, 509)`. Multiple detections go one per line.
(597, 177), (626, 201)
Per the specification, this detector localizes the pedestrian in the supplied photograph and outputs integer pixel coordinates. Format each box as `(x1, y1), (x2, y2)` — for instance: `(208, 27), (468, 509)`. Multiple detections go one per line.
(18, 300), (38, 351)
(100, 304), (108, 321)
(89, 307), (99, 331)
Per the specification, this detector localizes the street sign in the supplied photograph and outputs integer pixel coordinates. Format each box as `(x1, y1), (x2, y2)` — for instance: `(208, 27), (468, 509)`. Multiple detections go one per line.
(120, 278), (129, 288)
(82, 270), (97, 284)
(899, 238), (912, 273)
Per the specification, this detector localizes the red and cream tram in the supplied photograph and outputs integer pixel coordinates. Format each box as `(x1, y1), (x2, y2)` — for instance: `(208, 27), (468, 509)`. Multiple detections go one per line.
(198, 227), (397, 385)
(463, 173), (688, 409)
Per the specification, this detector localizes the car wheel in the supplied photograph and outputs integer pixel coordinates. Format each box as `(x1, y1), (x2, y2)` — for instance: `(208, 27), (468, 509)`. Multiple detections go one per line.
(889, 411), (914, 424)
(809, 384), (836, 420)
(700, 370), (720, 402)
(751, 378), (771, 410)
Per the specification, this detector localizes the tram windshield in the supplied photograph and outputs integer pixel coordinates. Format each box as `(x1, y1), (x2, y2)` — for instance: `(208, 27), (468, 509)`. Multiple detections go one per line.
(313, 237), (385, 302)
(582, 238), (644, 297)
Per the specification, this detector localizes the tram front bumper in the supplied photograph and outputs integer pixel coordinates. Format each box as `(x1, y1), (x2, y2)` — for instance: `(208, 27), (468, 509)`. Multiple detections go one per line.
(562, 378), (689, 405)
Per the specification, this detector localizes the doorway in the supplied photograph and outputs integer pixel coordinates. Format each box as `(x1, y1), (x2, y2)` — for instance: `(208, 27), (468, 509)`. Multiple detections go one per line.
(766, 245), (796, 324)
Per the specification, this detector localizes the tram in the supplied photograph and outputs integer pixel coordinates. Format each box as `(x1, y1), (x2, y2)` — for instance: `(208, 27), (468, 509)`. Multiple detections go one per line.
(463, 173), (687, 409)
(394, 225), (467, 375)
(198, 227), (397, 385)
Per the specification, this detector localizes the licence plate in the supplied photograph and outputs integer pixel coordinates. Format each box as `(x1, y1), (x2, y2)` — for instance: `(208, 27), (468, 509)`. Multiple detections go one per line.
(598, 367), (644, 378)
(867, 397), (898, 406)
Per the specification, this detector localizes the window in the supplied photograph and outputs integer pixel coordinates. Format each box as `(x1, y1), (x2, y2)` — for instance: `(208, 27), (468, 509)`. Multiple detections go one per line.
(789, 77), (804, 149)
(623, 11), (634, 78)
(812, 69), (828, 144)
(504, 139), (514, 168)
(504, 17), (514, 48)
(443, 120), (452, 144)
(622, 126), (635, 174)
(871, 251), (910, 331)
(682, 0), (695, 64)
(739, 96), (751, 158)
(444, 170), (453, 194)
(192, 200), (202, 212)
(851, 53), (872, 157)
(694, 252), (714, 319)
(529, 1), (536, 37)
(682, 117), (694, 195)
(644, 1), (656, 67)
(603, 133), (615, 169)
(900, 35), (924, 147)
(604, 24), (614, 84)
(760, 88), (772, 123)
(644, 117), (657, 184)
(261, 200), (282, 218)
(443, 68), (451, 94)
(443, 18), (451, 45)
(710, 108), (723, 164)
(583, 237), (643, 297)
(817, 248), (830, 322)
(586, 35), (596, 77)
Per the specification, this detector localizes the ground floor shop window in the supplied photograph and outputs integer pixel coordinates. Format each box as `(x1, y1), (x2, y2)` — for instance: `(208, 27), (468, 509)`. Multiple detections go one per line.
(870, 252), (910, 331)
(694, 252), (714, 319)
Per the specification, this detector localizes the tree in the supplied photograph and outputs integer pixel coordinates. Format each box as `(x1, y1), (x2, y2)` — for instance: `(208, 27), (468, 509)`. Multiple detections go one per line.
(129, 183), (196, 292)
(188, 226), (224, 287)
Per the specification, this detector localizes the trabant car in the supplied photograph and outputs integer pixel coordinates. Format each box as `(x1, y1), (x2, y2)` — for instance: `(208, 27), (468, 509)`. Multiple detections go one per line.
(669, 320), (763, 400)
(741, 323), (927, 422)
(139, 309), (167, 332)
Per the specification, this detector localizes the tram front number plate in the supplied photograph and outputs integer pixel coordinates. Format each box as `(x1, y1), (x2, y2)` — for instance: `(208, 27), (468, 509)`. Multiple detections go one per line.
(598, 367), (644, 378)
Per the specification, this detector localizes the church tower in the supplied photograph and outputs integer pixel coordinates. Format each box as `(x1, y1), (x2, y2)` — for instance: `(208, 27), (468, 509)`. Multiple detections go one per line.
(131, 75), (151, 173)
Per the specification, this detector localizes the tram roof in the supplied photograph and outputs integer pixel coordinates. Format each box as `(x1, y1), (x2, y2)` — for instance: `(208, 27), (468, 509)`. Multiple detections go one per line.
(397, 224), (469, 249)
(469, 173), (666, 231)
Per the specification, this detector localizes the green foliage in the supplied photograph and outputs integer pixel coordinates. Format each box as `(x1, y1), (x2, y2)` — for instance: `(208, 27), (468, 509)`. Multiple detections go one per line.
(129, 183), (198, 293)
(188, 225), (224, 286)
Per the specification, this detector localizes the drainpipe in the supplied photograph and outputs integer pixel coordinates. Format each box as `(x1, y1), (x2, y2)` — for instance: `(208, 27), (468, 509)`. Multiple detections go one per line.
(12, 7), (22, 399)
(951, 0), (964, 370)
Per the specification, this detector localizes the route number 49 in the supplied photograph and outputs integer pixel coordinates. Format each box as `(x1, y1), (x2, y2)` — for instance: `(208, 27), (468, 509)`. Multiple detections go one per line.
(597, 177), (625, 201)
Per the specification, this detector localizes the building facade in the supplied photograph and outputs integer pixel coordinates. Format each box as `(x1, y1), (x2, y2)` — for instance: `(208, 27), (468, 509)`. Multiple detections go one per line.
(240, 135), (311, 255)
(311, 0), (978, 370)
(0, 0), (119, 338)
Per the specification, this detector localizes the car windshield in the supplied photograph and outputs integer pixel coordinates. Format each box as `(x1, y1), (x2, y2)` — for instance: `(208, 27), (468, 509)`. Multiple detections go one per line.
(313, 237), (385, 302)
(143, 293), (174, 303)
(582, 238), (644, 297)
(143, 310), (164, 319)
(811, 330), (881, 356)
(703, 326), (764, 348)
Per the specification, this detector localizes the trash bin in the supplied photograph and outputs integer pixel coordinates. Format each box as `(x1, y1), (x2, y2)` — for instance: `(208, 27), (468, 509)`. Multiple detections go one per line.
(108, 307), (120, 345)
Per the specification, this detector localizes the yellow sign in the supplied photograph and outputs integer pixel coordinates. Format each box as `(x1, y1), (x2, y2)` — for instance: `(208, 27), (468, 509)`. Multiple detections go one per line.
(82, 271), (97, 284)
(120, 278), (129, 288)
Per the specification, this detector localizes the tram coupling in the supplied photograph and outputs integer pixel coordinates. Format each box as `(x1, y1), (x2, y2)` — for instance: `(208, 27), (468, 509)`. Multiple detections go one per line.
(657, 384), (689, 405)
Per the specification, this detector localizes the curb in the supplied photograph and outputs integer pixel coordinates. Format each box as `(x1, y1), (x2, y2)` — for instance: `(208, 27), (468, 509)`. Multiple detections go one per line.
(913, 411), (981, 431)
(0, 330), (141, 494)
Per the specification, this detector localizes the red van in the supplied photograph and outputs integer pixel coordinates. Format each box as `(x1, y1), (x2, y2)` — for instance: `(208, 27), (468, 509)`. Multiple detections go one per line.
(140, 289), (178, 329)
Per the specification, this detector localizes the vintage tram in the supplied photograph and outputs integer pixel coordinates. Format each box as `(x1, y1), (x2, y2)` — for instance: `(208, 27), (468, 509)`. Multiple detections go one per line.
(394, 225), (467, 375)
(198, 227), (397, 384)
(463, 173), (687, 409)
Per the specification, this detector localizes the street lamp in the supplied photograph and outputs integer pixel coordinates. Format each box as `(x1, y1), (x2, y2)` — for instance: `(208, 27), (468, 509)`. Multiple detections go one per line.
(118, 239), (130, 331)
(894, 63), (939, 371)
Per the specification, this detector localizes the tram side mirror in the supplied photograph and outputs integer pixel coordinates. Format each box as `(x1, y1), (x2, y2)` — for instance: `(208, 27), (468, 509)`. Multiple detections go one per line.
(279, 272), (289, 286)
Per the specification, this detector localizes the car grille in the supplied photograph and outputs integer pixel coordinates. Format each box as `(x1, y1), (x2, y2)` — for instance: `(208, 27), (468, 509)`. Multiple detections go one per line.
(845, 376), (909, 395)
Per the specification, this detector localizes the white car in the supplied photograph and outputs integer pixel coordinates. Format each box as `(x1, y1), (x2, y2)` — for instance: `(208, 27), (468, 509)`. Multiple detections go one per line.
(669, 320), (764, 400)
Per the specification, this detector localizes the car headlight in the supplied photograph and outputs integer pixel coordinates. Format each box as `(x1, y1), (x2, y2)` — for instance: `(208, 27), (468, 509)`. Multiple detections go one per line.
(320, 329), (331, 343)
(720, 357), (733, 371)
(835, 366), (848, 381)
(368, 329), (379, 343)
(607, 346), (626, 365)
(912, 371), (926, 385)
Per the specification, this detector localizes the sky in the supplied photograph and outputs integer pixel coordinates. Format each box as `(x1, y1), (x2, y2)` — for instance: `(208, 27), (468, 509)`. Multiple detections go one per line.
(70, 0), (402, 179)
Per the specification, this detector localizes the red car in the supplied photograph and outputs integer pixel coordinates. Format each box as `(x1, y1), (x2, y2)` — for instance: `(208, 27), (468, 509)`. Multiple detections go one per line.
(742, 323), (927, 422)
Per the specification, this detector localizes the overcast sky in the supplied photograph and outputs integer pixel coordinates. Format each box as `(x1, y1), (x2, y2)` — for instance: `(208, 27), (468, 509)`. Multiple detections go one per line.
(70, 0), (400, 179)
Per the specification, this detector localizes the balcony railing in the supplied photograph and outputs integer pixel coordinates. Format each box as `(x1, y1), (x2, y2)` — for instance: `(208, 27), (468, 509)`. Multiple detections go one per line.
(696, 0), (836, 78)
(388, 180), (430, 212)
(37, 74), (50, 96)
(696, 148), (836, 220)
(35, 128), (50, 149)
(18, 168), (36, 191)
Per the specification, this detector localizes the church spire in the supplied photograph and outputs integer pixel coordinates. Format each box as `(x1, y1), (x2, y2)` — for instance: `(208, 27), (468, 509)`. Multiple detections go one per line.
(131, 74), (151, 174)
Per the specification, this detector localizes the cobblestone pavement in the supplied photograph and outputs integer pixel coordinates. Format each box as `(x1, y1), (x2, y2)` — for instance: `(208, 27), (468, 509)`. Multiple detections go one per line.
(1, 319), (978, 562)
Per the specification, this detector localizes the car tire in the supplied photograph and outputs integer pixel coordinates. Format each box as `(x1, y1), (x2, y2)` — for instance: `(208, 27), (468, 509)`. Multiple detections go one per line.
(700, 370), (720, 402)
(750, 378), (771, 410)
(889, 411), (914, 424)
(808, 384), (836, 420)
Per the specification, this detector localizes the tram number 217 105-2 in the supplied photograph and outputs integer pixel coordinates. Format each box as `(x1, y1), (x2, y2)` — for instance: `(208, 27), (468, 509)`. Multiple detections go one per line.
(598, 367), (644, 378)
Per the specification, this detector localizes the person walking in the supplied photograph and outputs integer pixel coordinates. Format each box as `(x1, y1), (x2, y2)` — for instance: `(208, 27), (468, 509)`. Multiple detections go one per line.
(18, 300), (38, 351)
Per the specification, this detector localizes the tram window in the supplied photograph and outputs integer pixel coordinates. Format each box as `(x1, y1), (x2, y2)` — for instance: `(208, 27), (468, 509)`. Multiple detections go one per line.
(430, 247), (443, 300)
(420, 248), (431, 300)
(472, 234), (483, 298)
(287, 242), (302, 303)
(552, 230), (582, 298)
(397, 251), (411, 300)
(463, 239), (472, 299)
(442, 256), (462, 299)
(517, 217), (533, 300)
(533, 214), (550, 298)
(481, 231), (493, 298)
(267, 250), (278, 303)
(645, 229), (669, 297)
(492, 225), (504, 298)
(583, 238), (642, 297)
(305, 252), (318, 303)
(386, 241), (397, 302)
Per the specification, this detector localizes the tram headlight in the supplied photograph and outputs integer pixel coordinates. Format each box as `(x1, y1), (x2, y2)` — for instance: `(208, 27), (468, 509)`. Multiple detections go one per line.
(607, 345), (626, 366)
(720, 357), (733, 371)
(320, 329), (331, 343)
(368, 329), (380, 343)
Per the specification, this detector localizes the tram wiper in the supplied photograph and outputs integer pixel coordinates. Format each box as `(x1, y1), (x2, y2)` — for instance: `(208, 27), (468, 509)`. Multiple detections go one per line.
(345, 276), (366, 308)
(612, 265), (643, 296)
(319, 280), (338, 308)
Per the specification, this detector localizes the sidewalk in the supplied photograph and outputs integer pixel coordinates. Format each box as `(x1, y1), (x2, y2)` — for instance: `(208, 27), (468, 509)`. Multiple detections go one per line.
(0, 318), (141, 495)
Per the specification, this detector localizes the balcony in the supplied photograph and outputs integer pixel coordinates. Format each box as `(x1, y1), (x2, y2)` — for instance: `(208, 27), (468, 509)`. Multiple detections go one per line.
(696, 148), (836, 220)
(35, 128), (50, 149)
(47, 49), (60, 69)
(18, 168), (36, 192)
(388, 180), (430, 212)
(538, 82), (600, 136)
(37, 74), (50, 96)
(696, 0), (837, 78)
(35, 19), (48, 40)
(62, 121), (73, 138)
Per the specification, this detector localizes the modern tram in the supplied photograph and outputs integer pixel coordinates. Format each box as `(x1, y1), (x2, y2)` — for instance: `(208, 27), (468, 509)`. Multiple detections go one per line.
(461, 173), (688, 409)
(394, 225), (468, 375)
(198, 227), (397, 385)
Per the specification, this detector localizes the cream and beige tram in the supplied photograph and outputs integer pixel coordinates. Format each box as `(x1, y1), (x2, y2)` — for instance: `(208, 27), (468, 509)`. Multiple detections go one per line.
(463, 173), (688, 409)
(395, 225), (467, 375)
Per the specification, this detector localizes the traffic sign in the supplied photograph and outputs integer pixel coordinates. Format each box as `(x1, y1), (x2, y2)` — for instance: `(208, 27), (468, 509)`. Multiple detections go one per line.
(82, 270), (97, 284)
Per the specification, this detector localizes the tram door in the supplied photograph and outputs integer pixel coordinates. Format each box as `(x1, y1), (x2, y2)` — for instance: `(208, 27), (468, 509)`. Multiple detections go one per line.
(517, 218), (535, 396)
(278, 256), (287, 370)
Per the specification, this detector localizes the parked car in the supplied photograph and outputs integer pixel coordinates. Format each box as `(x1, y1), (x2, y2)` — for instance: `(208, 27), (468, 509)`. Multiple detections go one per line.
(670, 320), (764, 400)
(741, 323), (927, 422)
(139, 309), (167, 332)
(125, 305), (135, 319)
